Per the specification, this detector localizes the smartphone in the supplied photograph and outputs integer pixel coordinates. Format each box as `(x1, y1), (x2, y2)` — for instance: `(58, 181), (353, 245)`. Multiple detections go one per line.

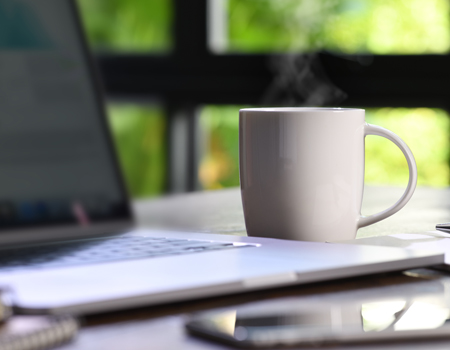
(185, 282), (450, 348)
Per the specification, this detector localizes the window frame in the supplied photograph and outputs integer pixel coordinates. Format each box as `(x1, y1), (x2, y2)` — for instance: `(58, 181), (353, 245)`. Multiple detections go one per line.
(93, 0), (450, 191)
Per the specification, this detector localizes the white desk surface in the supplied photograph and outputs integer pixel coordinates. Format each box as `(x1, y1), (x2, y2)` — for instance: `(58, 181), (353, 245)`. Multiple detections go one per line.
(134, 185), (450, 238)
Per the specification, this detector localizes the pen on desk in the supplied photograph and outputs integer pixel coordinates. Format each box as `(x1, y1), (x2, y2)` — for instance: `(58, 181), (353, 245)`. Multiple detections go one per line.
(436, 223), (450, 233)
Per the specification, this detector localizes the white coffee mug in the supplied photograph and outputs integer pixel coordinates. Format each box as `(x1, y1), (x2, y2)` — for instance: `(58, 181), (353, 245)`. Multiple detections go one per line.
(239, 108), (417, 242)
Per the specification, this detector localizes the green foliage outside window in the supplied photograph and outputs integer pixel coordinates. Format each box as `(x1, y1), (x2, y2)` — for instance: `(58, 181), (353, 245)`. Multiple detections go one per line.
(199, 106), (450, 190)
(76, 0), (450, 195)
(365, 108), (450, 186)
(107, 105), (167, 198)
(228, 0), (450, 54)
(199, 106), (241, 189)
(76, 0), (172, 52)
(77, 0), (449, 54)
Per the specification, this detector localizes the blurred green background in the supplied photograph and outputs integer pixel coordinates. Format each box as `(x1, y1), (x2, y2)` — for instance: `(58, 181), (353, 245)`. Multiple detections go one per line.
(77, 0), (450, 197)
(77, 0), (172, 52)
(107, 105), (167, 198)
(227, 0), (450, 54)
(199, 106), (450, 189)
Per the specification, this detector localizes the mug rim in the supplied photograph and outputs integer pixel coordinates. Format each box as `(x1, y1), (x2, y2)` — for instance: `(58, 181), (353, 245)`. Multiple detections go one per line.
(240, 107), (364, 113)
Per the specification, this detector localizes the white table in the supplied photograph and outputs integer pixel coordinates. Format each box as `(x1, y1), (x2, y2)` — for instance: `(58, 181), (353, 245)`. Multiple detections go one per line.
(134, 186), (450, 237)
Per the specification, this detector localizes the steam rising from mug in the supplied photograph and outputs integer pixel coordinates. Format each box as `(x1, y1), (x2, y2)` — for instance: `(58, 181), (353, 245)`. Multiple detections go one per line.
(262, 54), (347, 106)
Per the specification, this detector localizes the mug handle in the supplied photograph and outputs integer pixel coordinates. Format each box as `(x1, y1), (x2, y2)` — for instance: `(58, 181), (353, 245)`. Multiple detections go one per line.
(358, 124), (418, 228)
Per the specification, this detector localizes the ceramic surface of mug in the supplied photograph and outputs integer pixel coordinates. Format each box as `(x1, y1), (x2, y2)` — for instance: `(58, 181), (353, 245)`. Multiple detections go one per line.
(239, 108), (417, 242)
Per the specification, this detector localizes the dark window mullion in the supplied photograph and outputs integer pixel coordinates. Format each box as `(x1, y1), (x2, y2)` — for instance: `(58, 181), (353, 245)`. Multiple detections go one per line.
(173, 0), (209, 59)
(167, 0), (209, 192)
(98, 54), (450, 109)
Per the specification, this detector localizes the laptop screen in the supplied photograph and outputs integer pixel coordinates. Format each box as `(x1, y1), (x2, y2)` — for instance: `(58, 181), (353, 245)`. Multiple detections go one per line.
(0, 0), (132, 229)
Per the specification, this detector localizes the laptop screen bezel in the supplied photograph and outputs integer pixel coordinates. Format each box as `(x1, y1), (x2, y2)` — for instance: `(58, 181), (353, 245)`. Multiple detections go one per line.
(0, 0), (135, 244)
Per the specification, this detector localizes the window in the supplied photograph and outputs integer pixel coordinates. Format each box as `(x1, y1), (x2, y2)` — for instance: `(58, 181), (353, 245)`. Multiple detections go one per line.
(224, 0), (450, 54)
(199, 106), (240, 189)
(365, 108), (449, 186)
(108, 104), (167, 197)
(77, 0), (450, 195)
(199, 106), (450, 189)
(77, 0), (172, 52)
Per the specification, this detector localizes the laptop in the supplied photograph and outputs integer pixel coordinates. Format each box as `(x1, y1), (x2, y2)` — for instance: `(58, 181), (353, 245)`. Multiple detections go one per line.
(338, 231), (450, 269)
(0, 0), (443, 315)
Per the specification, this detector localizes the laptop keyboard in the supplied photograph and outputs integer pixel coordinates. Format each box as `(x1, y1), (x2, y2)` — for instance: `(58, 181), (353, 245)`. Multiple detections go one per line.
(0, 236), (254, 271)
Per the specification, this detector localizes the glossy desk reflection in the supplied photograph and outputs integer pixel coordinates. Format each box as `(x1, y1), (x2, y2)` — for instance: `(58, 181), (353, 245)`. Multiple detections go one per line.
(187, 275), (450, 347)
